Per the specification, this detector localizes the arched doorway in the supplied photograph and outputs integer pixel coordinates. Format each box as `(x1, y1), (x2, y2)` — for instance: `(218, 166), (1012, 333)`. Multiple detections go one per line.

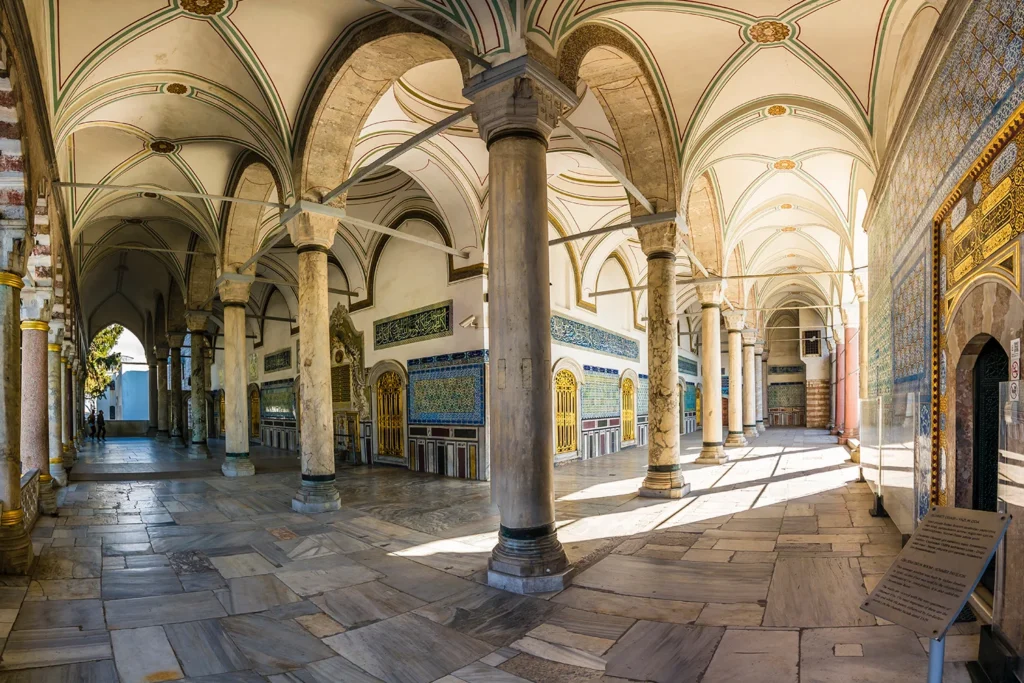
(248, 386), (261, 439)
(622, 377), (636, 443)
(696, 386), (702, 426)
(554, 369), (578, 454)
(376, 371), (404, 460)
(973, 337), (1007, 595)
(219, 392), (226, 436)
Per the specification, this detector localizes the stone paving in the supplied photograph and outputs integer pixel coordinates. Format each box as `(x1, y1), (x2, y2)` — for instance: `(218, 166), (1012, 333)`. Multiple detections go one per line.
(0, 429), (978, 682)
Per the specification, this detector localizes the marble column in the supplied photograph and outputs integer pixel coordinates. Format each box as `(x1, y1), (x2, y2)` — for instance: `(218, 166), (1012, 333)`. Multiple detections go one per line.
(155, 346), (169, 441)
(61, 350), (73, 468)
(467, 60), (575, 592)
(834, 327), (846, 438)
(828, 344), (836, 431)
(219, 279), (254, 477)
(47, 325), (66, 487)
(167, 335), (185, 448)
(0, 268), (32, 573)
(71, 359), (82, 449)
(742, 329), (758, 439)
(637, 223), (688, 499)
(754, 342), (765, 432)
(695, 280), (726, 463)
(20, 309), (55, 515)
(147, 358), (158, 437)
(844, 322), (860, 443)
(761, 350), (769, 430)
(186, 315), (210, 459)
(723, 311), (746, 448)
(76, 364), (85, 448)
(288, 212), (341, 512)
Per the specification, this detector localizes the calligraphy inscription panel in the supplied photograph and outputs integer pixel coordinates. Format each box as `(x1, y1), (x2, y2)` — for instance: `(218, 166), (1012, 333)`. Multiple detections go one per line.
(863, 506), (1010, 638)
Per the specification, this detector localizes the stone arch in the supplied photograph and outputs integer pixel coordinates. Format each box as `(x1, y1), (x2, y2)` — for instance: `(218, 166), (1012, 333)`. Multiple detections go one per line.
(944, 279), (1024, 508)
(153, 294), (166, 352)
(166, 279), (187, 335)
(558, 25), (679, 215)
(293, 14), (471, 202)
(552, 357), (587, 384)
(221, 153), (283, 273)
(686, 172), (725, 277)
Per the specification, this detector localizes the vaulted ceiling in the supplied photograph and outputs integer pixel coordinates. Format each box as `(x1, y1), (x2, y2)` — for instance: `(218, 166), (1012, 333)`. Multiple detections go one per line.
(23, 0), (945, 342)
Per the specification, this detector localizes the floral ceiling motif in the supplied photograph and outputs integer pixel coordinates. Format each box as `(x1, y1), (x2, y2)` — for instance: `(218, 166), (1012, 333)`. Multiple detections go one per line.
(749, 21), (791, 44)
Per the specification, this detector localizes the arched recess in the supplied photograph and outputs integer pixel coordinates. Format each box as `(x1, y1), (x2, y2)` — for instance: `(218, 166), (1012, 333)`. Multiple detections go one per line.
(247, 384), (261, 440)
(367, 360), (408, 466)
(293, 14), (470, 202)
(221, 153), (283, 272)
(558, 25), (679, 215)
(620, 368), (639, 446)
(355, 209), (480, 312)
(943, 279), (1024, 510)
(552, 358), (586, 459)
(686, 172), (725, 277)
(165, 280), (187, 334)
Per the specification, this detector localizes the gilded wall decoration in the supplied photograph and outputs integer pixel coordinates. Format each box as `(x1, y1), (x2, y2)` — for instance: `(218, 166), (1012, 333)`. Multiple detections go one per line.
(331, 303), (367, 419)
(263, 347), (291, 373)
(374, 300), (453, 350)
(181, 0), (227, 16)
(749, 20), (790, 44)
(247, 353), (258, 383)
(407, 351), (486, 426)
(551, 314), (640, 360)
(261, 379), (295, 420)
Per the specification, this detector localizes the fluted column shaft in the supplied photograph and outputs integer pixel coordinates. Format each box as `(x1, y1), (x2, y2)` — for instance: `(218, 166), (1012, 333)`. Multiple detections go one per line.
(696, 281), (726, 463)
(155, 348), (169, 440)
(724, 312), (746, 448)
(0, 272), (32, 572)
(754, 344), (765, 432)
(638, 224), (688, 499)
(468, 63), (574, 592)
(187, 323), (210, 459)
(289, 214), (341, 513)
(47, 341), (65, 487)
(168, 339), (184, 447)
(742, 331), (757, 439)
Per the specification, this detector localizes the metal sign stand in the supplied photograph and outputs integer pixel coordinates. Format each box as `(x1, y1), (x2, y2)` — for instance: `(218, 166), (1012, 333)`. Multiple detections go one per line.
(927, 637), (944, 683)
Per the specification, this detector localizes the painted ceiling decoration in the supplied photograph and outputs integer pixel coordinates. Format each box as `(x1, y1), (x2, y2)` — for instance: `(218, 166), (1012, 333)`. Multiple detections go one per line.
(23, 0), (945, 343)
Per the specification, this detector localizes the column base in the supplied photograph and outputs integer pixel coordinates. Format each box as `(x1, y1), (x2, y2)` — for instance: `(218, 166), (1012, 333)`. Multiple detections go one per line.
(188, 442), (210, 460)
(38, 476), (57, 515)
(725, 431), (747, 447)
(489, 523), (572, 594)
(0, 519), (33, 574)
(49, 462), (67, 487)
(696, 443), (727, 464)
(146, 426), (157, 437)
(838, 436), (848, 445)
(639, 465), (689, 498)
(744, 426), (758, 438)
(756, 421), (765, 433)
(292, 478), (341, 513)
(221, 455), (255, 477)
(169, 434), (186, 448)
(155, 430), (169, 442)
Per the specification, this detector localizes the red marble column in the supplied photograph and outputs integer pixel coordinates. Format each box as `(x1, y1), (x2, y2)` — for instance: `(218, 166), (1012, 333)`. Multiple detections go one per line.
(834, 339), (846, 439)
(20, 320), (54, 514)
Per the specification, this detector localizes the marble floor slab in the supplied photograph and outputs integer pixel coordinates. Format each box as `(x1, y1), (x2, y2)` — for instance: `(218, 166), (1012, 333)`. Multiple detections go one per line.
(164, 618), (250, 677)
(551, 587), (704, 624)
(324, 613), (494, 683)
(702, 628), (799, 682)
(110, 626), (183, 683)
(574, 553), (773, 603)
(101, 566), (183, 600)
(763, 557), (875, 627)
(0, 628), (112, 670)
(104, 590), (228, 629)
(274, 565), (382, 596)
(413, 583), (561, 647)
(219, 574), (302, 615)
(0, 660), (118, 682)
(604, 621), (724, 683)
(312, 580), (425, 629)
(218, 613), (337, 675)
(12, 599), (105, 631)
(348, 550), (474, 603)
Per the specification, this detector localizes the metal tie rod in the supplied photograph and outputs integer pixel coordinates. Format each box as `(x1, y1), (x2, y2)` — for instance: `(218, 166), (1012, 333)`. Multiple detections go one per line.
(561, 119), (654, 214)
(360, 0), (491, 69)
(321, 105), (474, 205)
(55, 182), (286, 209)
(549, 211), (678, 246)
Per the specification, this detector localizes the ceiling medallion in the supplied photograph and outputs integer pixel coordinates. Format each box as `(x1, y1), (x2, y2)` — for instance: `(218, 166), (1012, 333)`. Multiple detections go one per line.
(181, 0), (226, 16)
(767, 105), (787, 116)
(149, 140), (176, 154)
(125, 218), (143, 224)
(749, 21), (791, 44)
(786, 265), (800, 270)
(780, 226), (797, 232)
(774, 159), (796, 170)
(167, 83), (188, 95)
(143, 192), (159, 199)
(780, 203), (793, 210)
(786, 253), (796, 258)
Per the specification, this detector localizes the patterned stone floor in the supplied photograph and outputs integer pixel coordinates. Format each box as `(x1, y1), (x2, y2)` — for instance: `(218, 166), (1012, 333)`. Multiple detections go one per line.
(0, 429), (977, 682)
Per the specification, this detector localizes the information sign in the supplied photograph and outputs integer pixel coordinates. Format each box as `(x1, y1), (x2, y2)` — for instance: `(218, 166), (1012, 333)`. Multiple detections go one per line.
(1012, 359), (1020, 381)
(862, 507), (1010, 639)
(1012, 381), (1020, 402)
(1012, 338), (1020, 361)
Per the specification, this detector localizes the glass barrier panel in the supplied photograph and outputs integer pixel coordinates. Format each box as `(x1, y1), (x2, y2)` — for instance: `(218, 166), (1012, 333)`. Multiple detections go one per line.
(881, 391), (915, 536)
(859, 397), (882, 497)
(999, 381), (1024, 640)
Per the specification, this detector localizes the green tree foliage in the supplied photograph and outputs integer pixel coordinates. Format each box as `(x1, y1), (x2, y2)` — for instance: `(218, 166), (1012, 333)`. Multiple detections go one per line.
(86, 324), (123, 398)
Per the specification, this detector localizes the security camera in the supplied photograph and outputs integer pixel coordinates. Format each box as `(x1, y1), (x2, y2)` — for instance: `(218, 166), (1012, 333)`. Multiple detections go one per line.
(459, 315), (478, 329)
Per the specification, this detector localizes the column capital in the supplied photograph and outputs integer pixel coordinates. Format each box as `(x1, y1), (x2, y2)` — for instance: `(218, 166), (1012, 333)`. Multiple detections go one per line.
(47, 320), (64, 345)
(19, 286), (51, 323)
(185, 312), (210, 333)
(853, 275), (867, 301)
(754, 342), (764, 355)
(636, 222), (683, 258)
(167, 332), (186, 349)
(217, 275), (252, 305)
(694, 278), (724, 307)
(154, 344), (169, 358)
(464, 56), (577, 145)
(832, 324), (844, 340)
(287, 211), (336, 251)
(742, 329), (758, 345)
(0, 224), (27, 275)
(723, 310), (746, 332)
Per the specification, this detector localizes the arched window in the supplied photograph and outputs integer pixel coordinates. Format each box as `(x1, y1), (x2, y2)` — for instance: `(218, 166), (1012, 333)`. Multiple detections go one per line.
(622, 378), (636, 442)
(554, 369), (578, 453)
(377, 371), (403, 459)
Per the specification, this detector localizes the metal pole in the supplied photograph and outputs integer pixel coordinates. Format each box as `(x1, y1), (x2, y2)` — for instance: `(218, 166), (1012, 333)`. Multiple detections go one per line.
(927, 637), (945, 683)
(55, 181), (286, 209)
